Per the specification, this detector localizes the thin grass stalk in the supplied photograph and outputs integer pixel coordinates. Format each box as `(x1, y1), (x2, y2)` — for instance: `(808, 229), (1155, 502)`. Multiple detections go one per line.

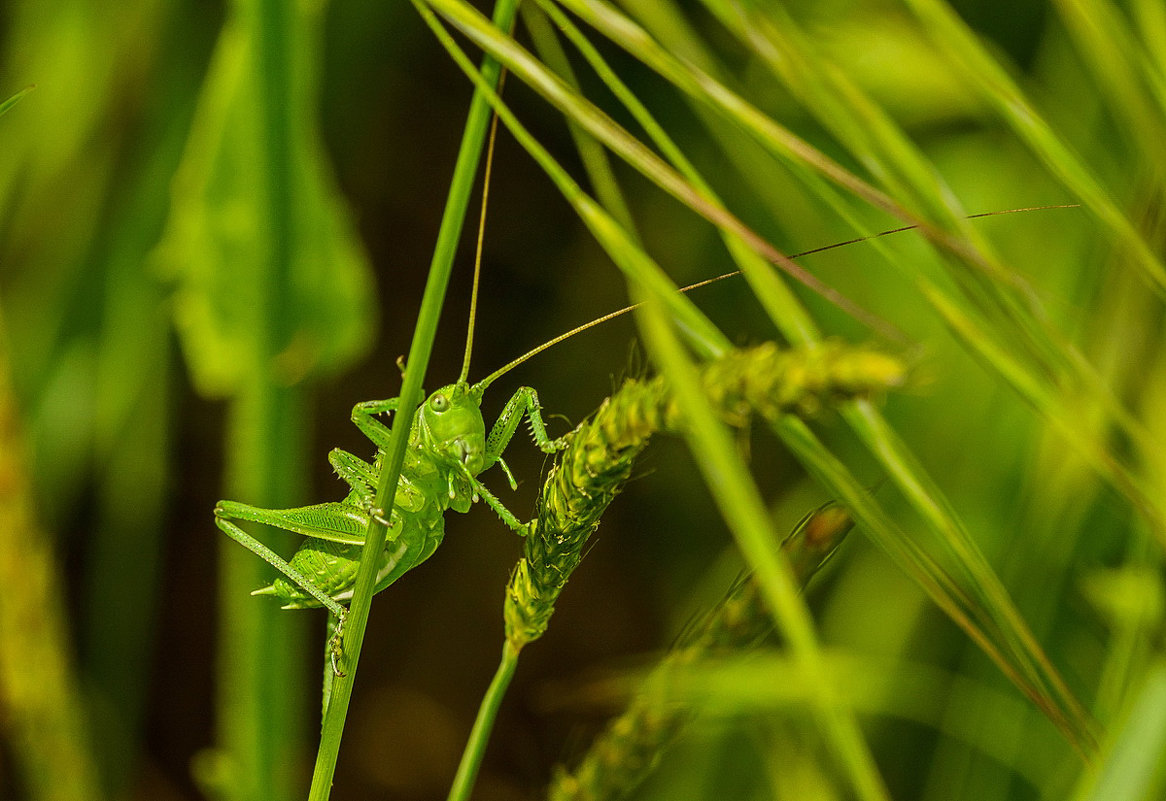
(447, 643), (520, 801)
(306, 1), (519, 796)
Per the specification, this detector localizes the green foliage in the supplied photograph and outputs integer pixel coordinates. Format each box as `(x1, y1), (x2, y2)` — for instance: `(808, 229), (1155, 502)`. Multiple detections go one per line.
(3, 0), (1166, 800)
(549, 503), (854, 801)
(156, 0), (374, 396)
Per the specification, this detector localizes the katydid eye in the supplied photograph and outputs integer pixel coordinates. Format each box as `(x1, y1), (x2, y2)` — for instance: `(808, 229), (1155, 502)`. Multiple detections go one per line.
(431, 395), (449, 412)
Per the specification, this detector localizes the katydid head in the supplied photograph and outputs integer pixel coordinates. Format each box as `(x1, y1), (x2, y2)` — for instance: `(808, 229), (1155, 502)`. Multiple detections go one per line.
(418, 382), (487, 476)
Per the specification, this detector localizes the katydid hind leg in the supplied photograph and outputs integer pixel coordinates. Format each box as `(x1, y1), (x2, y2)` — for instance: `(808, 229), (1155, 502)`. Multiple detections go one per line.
(214, 499), (375, 545)
(214, 515), (349, 621)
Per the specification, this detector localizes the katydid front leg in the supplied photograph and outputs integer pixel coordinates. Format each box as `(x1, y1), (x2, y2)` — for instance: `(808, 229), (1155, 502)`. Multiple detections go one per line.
(348, 397), (406, 525)
(350, 397), (401, 451)
(213, 509), (352, 621)
(485, 387), (566, 477)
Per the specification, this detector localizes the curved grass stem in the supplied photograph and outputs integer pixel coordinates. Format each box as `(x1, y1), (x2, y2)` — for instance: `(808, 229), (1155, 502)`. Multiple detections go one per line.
(447, 642), (520, 801)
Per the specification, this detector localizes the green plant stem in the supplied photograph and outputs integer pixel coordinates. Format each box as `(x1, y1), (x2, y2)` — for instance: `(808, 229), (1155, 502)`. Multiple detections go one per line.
(447, 642), (520, 801)
(306, 1), (519, 797)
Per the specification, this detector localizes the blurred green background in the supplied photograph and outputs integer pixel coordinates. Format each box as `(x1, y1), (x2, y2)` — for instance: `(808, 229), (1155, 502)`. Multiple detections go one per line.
(1, 0), (1165, 800)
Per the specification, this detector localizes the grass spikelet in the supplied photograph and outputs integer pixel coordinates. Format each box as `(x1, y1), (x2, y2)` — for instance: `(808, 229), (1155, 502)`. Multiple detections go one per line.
(505, 343), (901, 650)
(548, 503), (855, 801)
(698, 341), (906, 421)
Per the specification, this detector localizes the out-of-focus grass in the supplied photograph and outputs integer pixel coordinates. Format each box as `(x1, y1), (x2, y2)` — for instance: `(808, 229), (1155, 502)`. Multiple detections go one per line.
(1, 0), (1165, 799)
(156, 1), (374, 799)
(0, 84), (98, 799)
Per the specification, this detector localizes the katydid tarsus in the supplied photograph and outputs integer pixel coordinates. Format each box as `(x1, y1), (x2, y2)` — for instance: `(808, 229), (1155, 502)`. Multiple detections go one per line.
(214, 203), (1068, 675)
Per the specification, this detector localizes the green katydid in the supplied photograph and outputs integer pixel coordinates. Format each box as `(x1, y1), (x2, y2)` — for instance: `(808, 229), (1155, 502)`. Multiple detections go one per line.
(213, 308), (572, 634)
(212, 279), (660, 624)
(214, 202), (1066, 671)
(213, 107), (640, 666)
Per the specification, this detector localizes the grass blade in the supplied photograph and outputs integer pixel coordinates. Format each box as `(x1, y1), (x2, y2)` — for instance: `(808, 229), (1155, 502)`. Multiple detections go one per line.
(902, 0), (1166, 297)
(420, 0), (1097, 754)
(308, 1), (520, 796)
(635, 296), (890, 801)
(0, 85), (34, 119)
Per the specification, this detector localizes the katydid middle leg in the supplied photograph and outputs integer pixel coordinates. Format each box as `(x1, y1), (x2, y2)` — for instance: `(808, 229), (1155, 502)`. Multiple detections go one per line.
(328, 449), (377, 503)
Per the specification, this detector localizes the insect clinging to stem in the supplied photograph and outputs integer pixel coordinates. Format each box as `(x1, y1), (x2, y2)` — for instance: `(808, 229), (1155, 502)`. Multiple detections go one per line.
(212, 266), (573, 657)
(213, 118), (1069, 671)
